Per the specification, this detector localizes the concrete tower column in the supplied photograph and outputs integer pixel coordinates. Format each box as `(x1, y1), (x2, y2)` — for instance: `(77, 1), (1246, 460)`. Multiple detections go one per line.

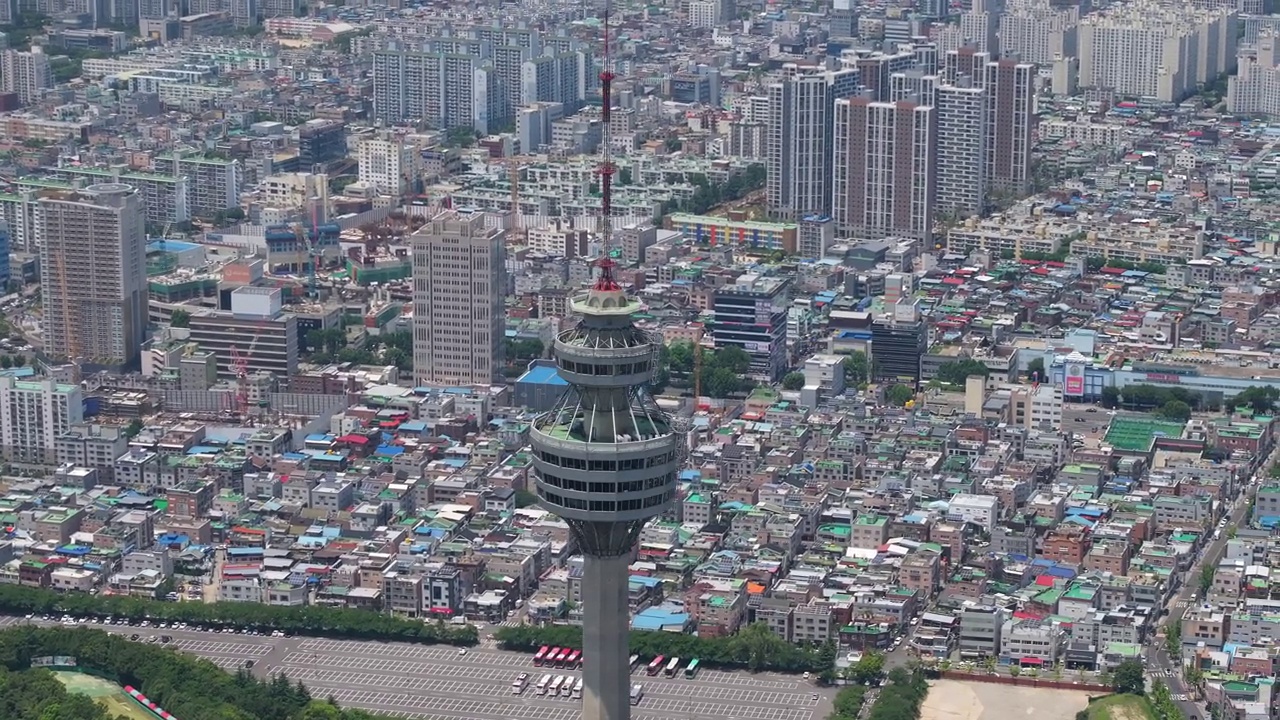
(582, 553), (633, 720)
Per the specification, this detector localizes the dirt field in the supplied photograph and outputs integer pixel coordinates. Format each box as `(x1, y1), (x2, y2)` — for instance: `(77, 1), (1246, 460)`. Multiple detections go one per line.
(920, 679), (1093, 720)
(53, 671), (154, 720)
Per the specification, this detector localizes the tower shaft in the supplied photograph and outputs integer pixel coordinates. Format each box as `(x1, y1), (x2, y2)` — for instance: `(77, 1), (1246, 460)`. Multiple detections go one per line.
(581, 554), (633, 720)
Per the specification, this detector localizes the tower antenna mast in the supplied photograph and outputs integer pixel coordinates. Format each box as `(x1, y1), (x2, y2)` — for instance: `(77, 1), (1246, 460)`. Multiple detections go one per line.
(594, 0), (619, 292)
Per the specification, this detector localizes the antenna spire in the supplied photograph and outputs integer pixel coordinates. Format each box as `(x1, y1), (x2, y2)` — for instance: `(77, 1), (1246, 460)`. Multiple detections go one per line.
(593, 0), (620, 293)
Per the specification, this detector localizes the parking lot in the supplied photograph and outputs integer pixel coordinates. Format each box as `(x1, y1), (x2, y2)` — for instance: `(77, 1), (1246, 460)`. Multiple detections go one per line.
(5, 617), (827, 720)
(276, 635), (824, 720)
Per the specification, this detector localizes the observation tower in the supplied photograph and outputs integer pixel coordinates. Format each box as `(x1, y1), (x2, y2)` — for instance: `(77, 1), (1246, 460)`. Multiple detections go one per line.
(528, 263), (681, 720)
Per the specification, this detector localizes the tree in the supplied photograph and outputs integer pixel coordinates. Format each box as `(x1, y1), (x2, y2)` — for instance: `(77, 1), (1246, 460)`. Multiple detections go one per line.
(1027, 357), (1045, 381)
(705, 367), (741, 398)
(514, 490), (538, 508)
(712, 346), (751, 376)
(12, 356), (24, 368)
(782, 372), (805, 391)
(935, 359), (990, 385)
(666, 342), (696, 376)
(1165, 622), (1182, 657)
(1226, 386), (1280, 415)
(124, 419), (143, 438)
(846, 651), (886, 684)
(0, 356), (11, 370)
(1112, 659), (1145, 695)
(1158, 399), (1192, 421)
(1100, 386), (1122, 409)
(843, 351), (869, 386)
(886, 384), (914, 407)
(1199, 564), (1215, 596)
(170, 309), (191, 328)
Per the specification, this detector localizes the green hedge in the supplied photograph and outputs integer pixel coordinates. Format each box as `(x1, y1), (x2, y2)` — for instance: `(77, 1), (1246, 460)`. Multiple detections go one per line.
(495, 622), (829, 673)
(0, 584), (476, 646)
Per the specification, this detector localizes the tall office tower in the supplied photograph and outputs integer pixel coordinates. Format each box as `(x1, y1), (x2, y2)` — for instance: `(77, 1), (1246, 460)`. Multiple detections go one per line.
(529, 266), (681, 720)
(999, 0), (1080, 66)
(871, 300), (926, 383)
(765, 66), (860, 220)
(38, 184), (147, 367)
(1077, 2), (1236, 102)
(712, 274), (790, 382)
(0, 219), (9, 290)
(0, 377), (84, 464)
(831, 0), (857, 37)
(1, 46), (51, 106)
(945, 48), (1034, 196)
(411, 210), (505, 387)
(832, 97), (937, 241)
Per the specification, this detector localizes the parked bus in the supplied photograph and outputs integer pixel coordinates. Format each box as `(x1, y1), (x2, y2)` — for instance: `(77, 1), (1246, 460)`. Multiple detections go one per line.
(571, 678), (584, 700)
(548, 676), (565, 696)
(533, 646), (550, 666)
(536, 675), (552, 696)
(646, 656), (665, 676)
(664, 657), (680, 677)
(684, 658), (700, 679)
(629, 654), (641, 672)
(566, 650), (581, 669)
(630, 684), (644, 706)
(545, 647), (561, 667)
(554, 648), (570, 668)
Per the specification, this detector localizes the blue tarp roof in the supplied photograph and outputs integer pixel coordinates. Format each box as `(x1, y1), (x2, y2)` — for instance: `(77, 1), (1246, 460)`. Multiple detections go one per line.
(519, 365), (568, 385)
(375, 445), (405, 456)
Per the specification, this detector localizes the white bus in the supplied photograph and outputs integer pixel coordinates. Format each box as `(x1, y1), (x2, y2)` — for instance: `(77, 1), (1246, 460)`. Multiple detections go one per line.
(571, 677), (584, 700)
(536, 674), (552, 695)
(548, 676), (565, 696)
(663, 657), (680, 677)
(630, 683), (644, 706)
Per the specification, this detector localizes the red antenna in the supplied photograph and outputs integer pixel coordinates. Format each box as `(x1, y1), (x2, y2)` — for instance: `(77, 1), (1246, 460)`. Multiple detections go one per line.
(593, 0), (620, 293)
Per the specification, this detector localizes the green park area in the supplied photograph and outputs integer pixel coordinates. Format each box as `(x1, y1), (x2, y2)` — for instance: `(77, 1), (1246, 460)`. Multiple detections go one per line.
(54, 671), (155, 720)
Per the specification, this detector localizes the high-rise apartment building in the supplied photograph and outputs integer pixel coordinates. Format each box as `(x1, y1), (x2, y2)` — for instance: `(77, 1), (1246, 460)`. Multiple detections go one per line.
(372, 51), (504, 133)
(934, 81), (988, 218)
(0, 377), (83, 465)
(1, 46), (52, 106)
(999, 0), (1080, 66)
(1077, 1), (1236, 102)
(1229, 34), (1280, 118)
(38, 184), (147, 368)
(411, 210), (505, 387)
(765, 66), (860, 220)
(832, 97), (936, 241)
(945, 49), (1035, 196)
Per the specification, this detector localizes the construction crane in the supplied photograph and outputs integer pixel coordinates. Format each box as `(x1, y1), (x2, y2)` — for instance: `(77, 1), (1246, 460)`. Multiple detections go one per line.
(51, 247), (80, 379)
(227, 316), (274, 418)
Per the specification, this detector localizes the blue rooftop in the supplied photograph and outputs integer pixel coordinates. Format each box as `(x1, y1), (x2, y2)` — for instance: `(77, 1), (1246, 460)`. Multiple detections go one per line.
(519, 365), (568, 386)
(148, 239), (201, 253)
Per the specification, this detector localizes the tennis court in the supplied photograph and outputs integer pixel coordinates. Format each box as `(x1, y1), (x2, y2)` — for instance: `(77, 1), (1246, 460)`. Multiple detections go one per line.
(54, 671), (155, 720)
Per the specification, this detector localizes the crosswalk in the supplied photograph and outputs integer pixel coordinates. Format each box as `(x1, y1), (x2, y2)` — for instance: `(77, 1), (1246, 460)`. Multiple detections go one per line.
(1148, 669), (1176, 678)
(1173, 600), (1189, 609)
(1172, 693), (1189, 701)
(494, 619), (524, 628)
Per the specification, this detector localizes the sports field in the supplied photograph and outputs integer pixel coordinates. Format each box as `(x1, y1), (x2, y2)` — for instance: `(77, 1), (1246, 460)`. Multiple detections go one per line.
(53, 670), (155, 720)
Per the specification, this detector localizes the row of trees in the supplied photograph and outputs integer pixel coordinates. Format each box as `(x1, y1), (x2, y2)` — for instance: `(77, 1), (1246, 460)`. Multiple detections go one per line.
(1227, 386), (1280, 415)
(828, 685), (867, 720)
(0, 625), (378, 720)
(865, 668), (929, 720)
(306, 330), (413, 373)
(934, 360), (990, 386)
(494, 622), (829, 673)
(676, 165), (767, 215)
(1099, 384), (1208, 418)
(0, 585), (477, 646)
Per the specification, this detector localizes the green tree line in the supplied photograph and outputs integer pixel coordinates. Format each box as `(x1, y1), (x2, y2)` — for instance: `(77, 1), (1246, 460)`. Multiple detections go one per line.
(0, 584), (477, 646)
(494, 622), (828, 673)
(0, 625), (384, 720)
(864, 667), (929, 720)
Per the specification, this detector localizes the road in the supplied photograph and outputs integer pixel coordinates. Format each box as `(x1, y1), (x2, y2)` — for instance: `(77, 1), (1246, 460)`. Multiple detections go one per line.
(4, 619), (833, 720)
(1144, 465), (1258, 720)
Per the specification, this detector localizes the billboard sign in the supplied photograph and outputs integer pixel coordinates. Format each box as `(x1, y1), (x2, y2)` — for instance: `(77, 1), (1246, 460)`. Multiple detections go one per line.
(1064, 364), (1085, 396)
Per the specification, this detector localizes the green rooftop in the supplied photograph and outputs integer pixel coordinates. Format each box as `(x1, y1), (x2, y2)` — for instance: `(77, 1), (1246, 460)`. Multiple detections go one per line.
(1105, 416), (1187, 453)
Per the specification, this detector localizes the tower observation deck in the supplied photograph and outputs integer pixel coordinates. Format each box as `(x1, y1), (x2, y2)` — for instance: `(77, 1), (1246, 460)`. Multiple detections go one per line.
(529, 267), (681, 720)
